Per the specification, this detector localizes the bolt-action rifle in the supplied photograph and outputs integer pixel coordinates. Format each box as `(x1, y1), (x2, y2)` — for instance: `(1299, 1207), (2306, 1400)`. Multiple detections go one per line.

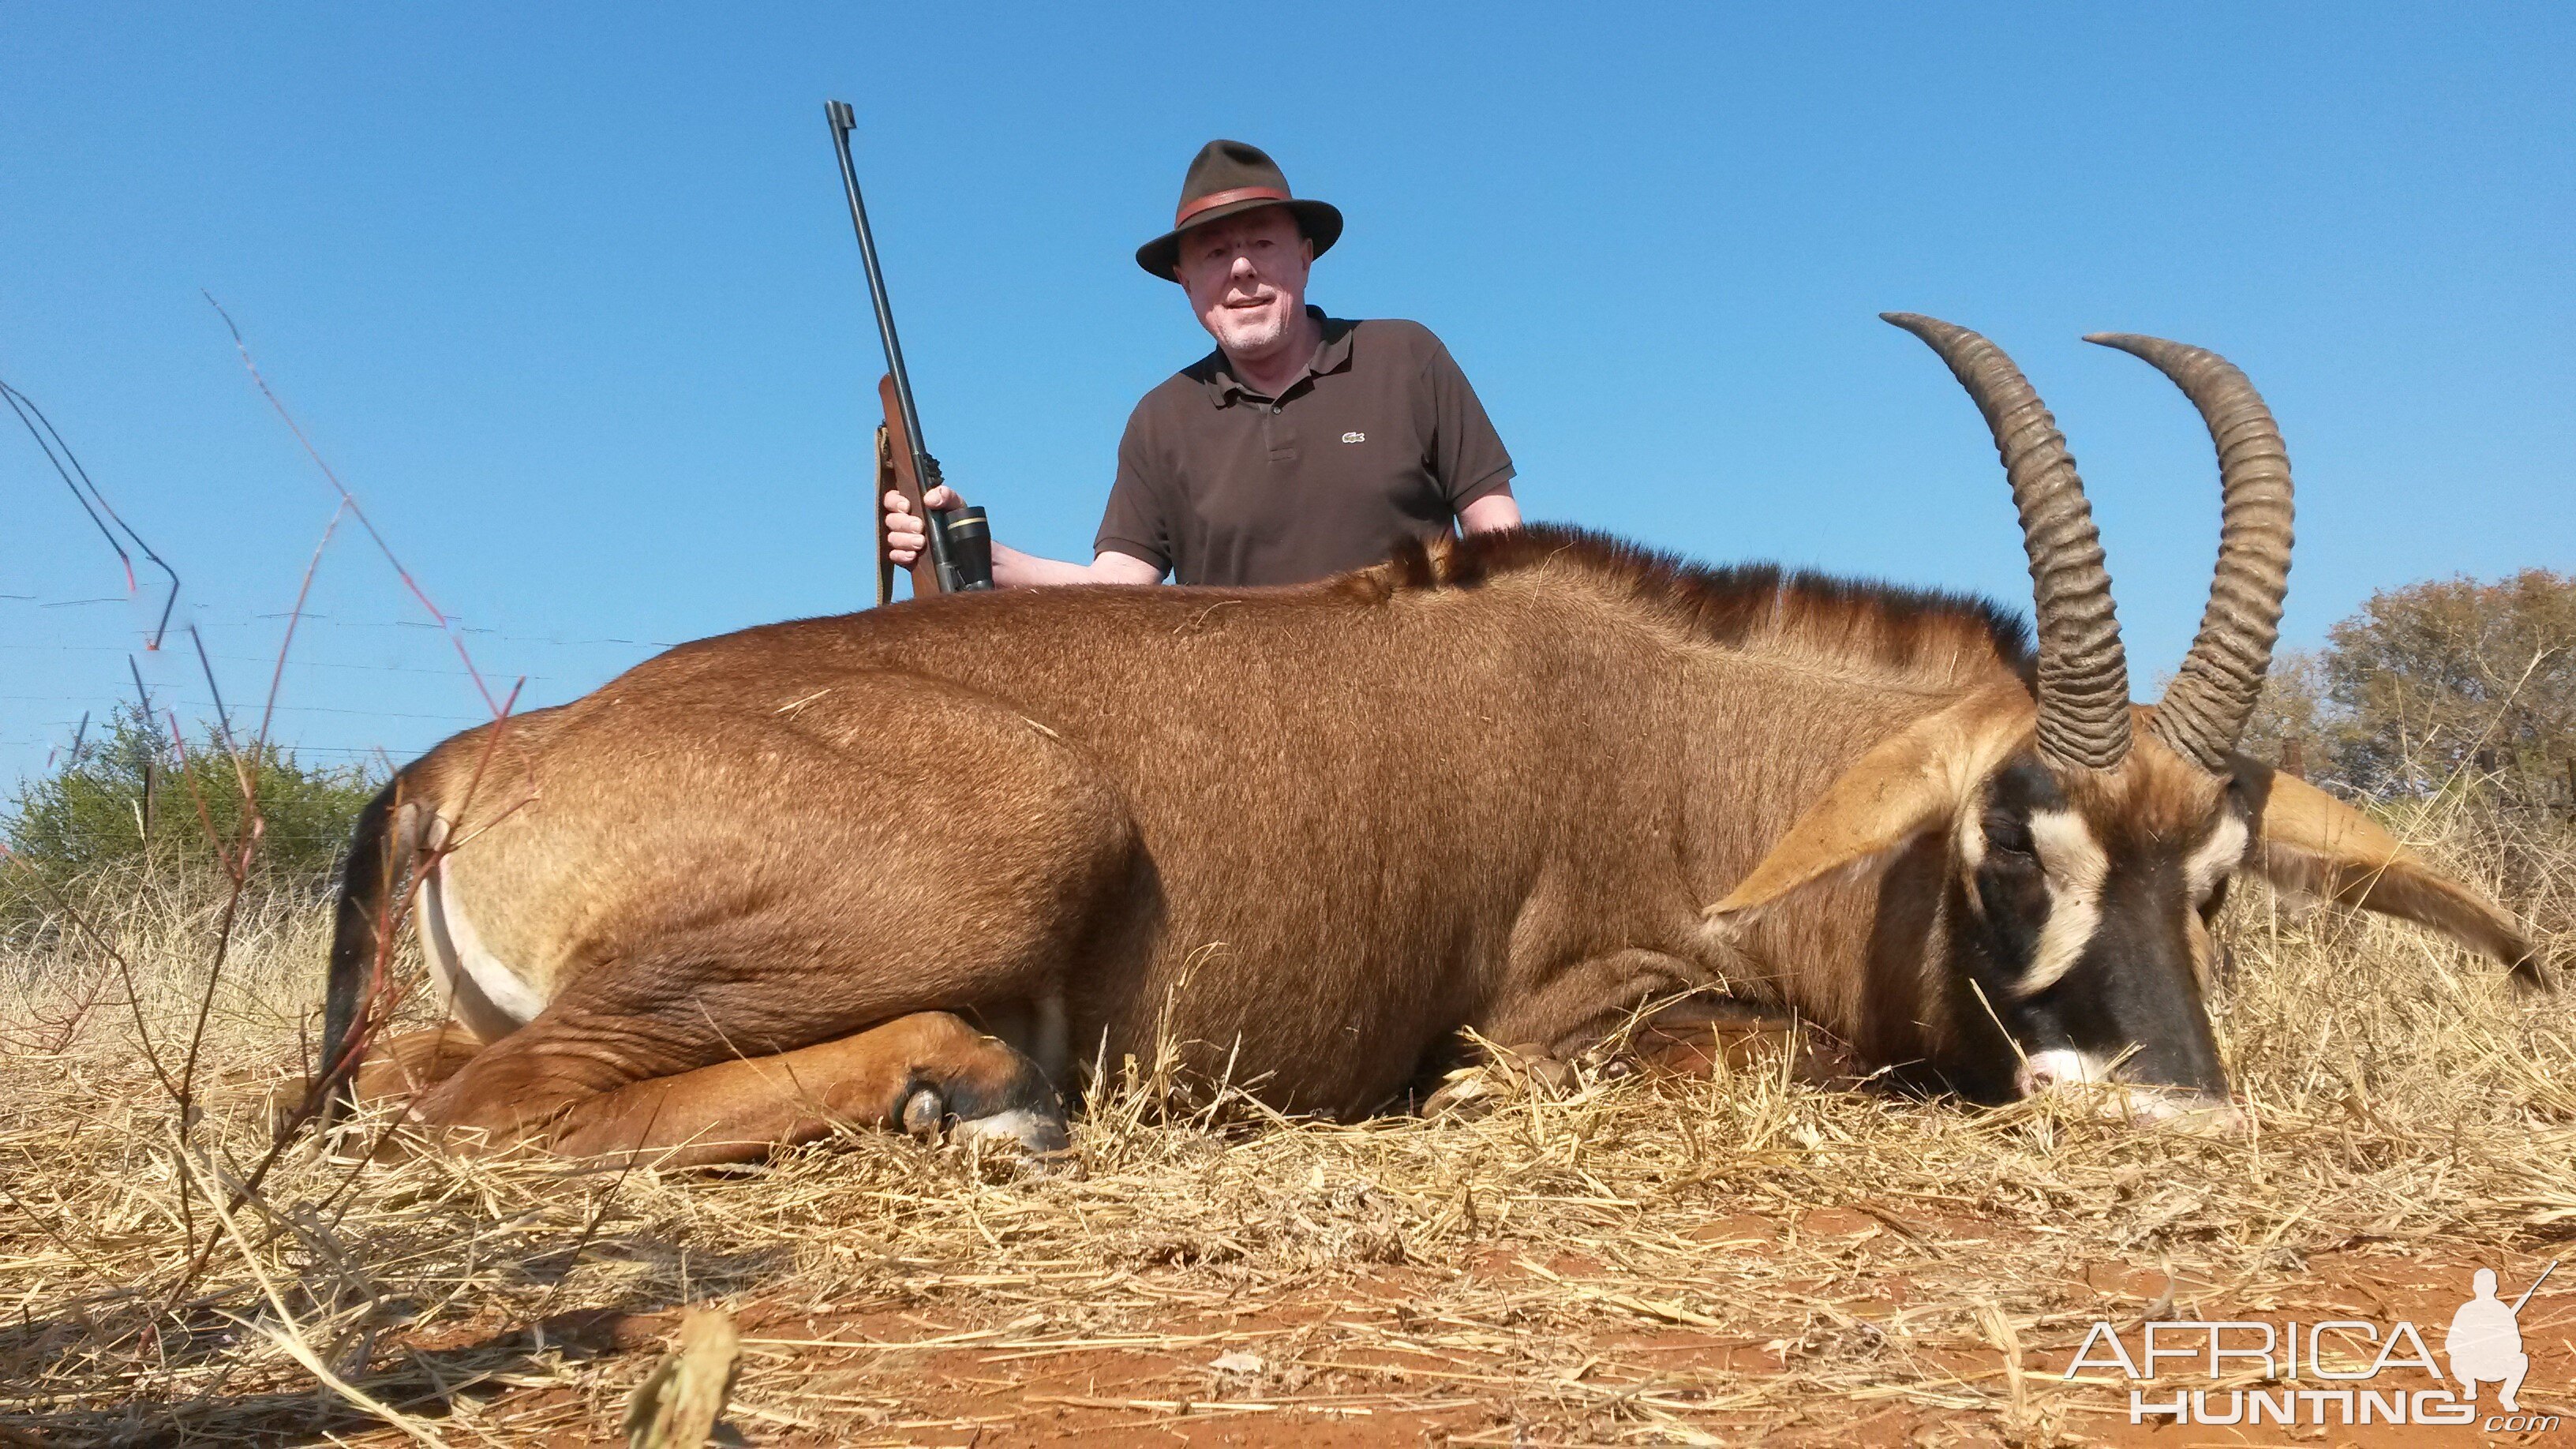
(2510, 1260), (2559, 1314)
(825, 99), (994, 602)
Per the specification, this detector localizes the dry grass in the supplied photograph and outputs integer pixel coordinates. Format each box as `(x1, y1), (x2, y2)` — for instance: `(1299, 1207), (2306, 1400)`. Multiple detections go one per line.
(2, 801), (2571, 1447)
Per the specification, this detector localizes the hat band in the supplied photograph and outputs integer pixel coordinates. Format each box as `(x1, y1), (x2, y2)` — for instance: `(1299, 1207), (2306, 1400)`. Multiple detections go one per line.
(1175, 185), (1290, 227)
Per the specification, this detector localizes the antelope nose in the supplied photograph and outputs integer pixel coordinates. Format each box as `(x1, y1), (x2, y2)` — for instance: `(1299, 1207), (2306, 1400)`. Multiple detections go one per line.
(2015, 1051), (2248, 1135)
(2013, 1048), (2099, 1097)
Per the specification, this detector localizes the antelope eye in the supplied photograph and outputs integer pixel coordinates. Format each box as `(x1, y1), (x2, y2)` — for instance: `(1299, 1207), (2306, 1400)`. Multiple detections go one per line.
(1982, 811), (2035, 859)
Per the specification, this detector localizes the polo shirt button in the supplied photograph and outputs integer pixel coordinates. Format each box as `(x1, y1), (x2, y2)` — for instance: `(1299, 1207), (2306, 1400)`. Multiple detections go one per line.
(1270, 404), (1282, 414)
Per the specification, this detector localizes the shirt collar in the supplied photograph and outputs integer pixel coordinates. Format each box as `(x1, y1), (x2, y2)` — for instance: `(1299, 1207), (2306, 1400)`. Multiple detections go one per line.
(1200, 308), (1356, 406)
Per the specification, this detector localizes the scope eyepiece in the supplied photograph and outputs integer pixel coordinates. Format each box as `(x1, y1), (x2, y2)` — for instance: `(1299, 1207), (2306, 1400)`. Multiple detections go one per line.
(943, 506), (996, 592)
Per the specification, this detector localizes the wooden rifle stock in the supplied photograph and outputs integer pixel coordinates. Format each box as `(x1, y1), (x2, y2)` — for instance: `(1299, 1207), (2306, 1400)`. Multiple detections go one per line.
(873, 373), (942, 605)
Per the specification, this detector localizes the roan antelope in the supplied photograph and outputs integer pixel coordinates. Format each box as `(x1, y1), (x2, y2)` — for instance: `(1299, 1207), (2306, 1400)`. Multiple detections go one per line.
(313, 314), (2542, 1164)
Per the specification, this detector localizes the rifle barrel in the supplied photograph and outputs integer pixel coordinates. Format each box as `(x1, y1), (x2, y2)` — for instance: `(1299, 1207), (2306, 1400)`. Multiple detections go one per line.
(2510, 1260), (2558, 1314)
(825, 99), (967, 590)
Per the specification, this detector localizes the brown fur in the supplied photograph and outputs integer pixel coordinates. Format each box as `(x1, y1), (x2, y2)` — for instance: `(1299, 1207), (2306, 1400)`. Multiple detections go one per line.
(1360, 530), (2034, 692)
(321, 526), (2536, 1161)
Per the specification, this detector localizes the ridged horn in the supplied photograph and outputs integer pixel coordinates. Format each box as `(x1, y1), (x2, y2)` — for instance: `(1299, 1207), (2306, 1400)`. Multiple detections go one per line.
(2083, 334), (2294, 774)
(1884, 313), (2132, 771)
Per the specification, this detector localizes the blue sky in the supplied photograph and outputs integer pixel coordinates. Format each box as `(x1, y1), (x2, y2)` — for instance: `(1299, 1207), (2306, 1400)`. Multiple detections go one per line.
(5, 6), (2570, 789)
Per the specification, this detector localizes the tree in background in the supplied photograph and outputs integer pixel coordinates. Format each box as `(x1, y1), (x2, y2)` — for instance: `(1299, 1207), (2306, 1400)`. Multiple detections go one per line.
(2325, 570), (2574, 811)
(2244, 569), (2574, 815)
(3, 705), (379, 896)
(2237, 647), (2334, 781)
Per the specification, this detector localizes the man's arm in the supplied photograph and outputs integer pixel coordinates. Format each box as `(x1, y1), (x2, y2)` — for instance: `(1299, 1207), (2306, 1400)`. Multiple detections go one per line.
(885, 487), (1164, 587)
(997, 541), (1165, 587)
(1458, 491), (1522, 534)
(1416, 329), (1519, 533)
(882, 399), (1172, 590)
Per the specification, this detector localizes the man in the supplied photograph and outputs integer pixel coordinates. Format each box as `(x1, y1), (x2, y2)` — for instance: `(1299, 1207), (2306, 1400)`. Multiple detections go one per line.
(2446, 1267), (2530, 1412)
(886, 139), (1522, 587)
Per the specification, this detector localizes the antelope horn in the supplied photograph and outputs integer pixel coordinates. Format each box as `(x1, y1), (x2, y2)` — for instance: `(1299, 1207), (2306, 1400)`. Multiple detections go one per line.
(1884, 313), (2132, 771)
(2083, 334), (2294, 773)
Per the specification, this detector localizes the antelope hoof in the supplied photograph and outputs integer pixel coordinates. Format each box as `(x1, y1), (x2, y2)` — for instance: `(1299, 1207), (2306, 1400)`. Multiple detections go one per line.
(900, 1086), (945, 1137)
(897, 1081), (1070, 1157)
(955, 1108), (1073, 1156)
(260, 1073), (324, 1138)
(1519, 1053), (1578, 1095)
(1422, 1069), (1505, 1121)
(1574, 1043), (1637, 1081)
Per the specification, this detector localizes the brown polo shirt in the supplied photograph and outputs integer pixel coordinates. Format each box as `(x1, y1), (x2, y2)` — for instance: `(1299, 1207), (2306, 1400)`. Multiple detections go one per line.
(1094, 310), (1515, 586)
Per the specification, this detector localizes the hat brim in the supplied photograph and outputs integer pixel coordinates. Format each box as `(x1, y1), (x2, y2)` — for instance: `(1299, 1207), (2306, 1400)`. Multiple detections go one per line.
(1136, 197), (1342, 280)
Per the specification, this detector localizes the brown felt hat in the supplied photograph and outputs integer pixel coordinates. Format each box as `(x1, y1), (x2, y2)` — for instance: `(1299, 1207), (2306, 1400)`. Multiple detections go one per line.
(1136, 139), (1342, 281)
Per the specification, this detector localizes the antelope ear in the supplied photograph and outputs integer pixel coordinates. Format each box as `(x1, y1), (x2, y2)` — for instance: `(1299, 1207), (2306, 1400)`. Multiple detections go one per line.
(1706, 687), (2024, 927)
(2238, 762), (2547, 987)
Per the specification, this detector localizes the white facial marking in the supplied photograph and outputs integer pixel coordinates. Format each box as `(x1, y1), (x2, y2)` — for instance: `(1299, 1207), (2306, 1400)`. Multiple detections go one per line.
(2016, 1049), (2245, 1130)
(2016, 808), (2109, 996)
(1953, 811), (1987, 884)
(422, 862), (549, 1026)
(2015, 1047), (2110, 1095)
(2184, 814), (2250, 906)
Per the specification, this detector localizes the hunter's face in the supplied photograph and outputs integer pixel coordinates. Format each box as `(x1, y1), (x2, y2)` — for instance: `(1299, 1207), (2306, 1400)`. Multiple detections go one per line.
(1176, 206), (1312, 365)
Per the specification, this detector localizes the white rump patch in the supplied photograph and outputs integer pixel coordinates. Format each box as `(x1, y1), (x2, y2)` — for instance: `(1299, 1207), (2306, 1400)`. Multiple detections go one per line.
(2016, 809), (2108, 996)
(421, 859), (549, 1028)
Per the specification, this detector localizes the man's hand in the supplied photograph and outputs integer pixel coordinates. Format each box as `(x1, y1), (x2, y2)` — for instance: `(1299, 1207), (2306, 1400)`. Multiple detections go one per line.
(883, 485), (964, 569)
(885, 485), (1163, 587)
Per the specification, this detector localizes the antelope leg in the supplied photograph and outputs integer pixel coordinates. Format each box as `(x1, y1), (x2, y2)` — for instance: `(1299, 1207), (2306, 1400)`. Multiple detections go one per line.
(269, 1023), (486, 1134)
(1477, 948), (1707, 1065)
(423, 1010), (1064, 1168)
(347, 1024), (488, 1105)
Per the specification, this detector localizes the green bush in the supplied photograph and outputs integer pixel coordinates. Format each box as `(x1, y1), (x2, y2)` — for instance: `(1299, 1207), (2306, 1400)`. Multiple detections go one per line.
(4, 705), (380, 904)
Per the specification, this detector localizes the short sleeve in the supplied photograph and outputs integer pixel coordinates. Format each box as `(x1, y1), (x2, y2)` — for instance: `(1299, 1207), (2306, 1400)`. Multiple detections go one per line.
(1421, 337), (1515, 509)
(1093, 402), (1174, 574)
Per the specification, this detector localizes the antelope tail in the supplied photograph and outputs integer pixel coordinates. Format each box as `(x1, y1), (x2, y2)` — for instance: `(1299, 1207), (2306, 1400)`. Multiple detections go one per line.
(318, 781), (406, 1125)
